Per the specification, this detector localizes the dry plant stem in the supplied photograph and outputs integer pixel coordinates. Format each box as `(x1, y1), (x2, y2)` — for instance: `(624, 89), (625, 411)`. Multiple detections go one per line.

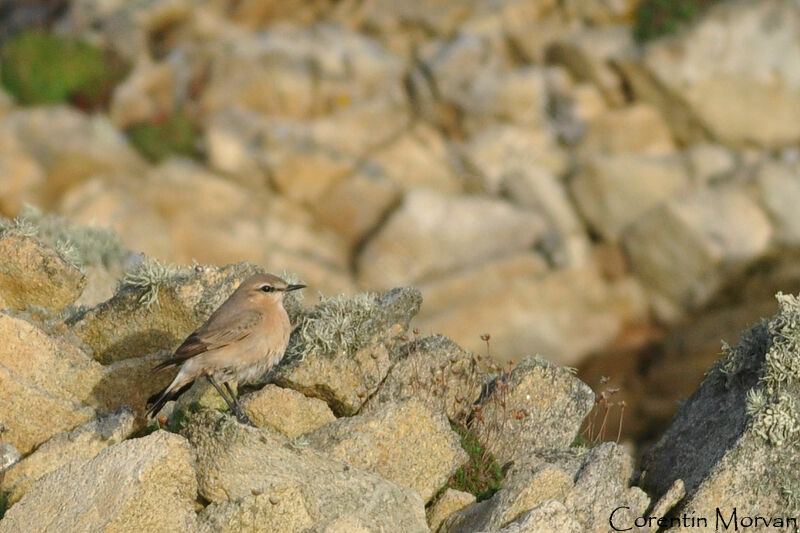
(616, 402), (626, 443)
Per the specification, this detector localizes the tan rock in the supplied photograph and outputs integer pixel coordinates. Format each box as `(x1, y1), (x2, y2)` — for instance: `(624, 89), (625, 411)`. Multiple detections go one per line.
(496, 501), (583, 533)
(0, 235), (86, 312)
(305, 399), (467, 503)
(312, 169), (401, 250)
(198, 486), (313, 533)
(570, 152), (690, 240)
(239, 384), (335, 438)
(624, 186), (773, 313)
(477, 356), (595, 465)
(2, 408), (136, 506)
(581, 103), (675, 155)
(428, 489), (476, 532)
(0, 431), (198, 533)
(183, 409), (428, 531)
(0, 152), (45, 217)
(686, 143), (737, 185)
(620, 0), (800, 147)
(110, 59), (179, 129)
(357, 189), (545, 288)
(361, 334), (483, 422)
(755, 160), (800, 247)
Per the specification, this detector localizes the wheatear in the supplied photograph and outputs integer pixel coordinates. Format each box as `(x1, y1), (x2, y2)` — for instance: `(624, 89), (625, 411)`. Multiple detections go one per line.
(146, 273), (305, 425)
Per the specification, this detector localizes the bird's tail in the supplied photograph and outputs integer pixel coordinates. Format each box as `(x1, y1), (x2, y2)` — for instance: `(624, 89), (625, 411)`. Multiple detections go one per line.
(145, 371), (193, 419)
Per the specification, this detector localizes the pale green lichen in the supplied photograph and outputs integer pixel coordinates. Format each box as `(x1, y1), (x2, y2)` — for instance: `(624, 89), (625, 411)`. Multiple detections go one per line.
(120, 256), (192, 309)
(0, 205), (128, 271)
(286, 292), (382, 362)
(743, 293), (800, 447)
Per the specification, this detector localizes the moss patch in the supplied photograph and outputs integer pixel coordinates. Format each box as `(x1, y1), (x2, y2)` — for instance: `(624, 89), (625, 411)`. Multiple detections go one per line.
(126, 113), (200, 162)
(633, 0), (725, 42)
(0, 30), (126, 109)
(445, 422), (503, 502)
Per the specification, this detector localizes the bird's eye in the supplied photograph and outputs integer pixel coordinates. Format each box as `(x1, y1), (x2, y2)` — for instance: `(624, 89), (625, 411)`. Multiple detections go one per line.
(260, 285), (274, 293)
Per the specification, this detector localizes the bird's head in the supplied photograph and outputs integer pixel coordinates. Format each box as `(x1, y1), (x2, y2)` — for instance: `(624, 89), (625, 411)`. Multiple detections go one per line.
(242, 273), (306, 305)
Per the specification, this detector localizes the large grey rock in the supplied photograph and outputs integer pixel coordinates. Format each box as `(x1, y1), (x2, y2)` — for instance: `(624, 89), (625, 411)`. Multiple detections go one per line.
(0, 235), (86, 312)
(305, 399), (467, 503)
(618, 0), (800, 147)
(495, 501), (583, 533)
(624, 186), (773, 315)
(276, 288), (422, 416)
(642, 292), (800, 525)
(476, 355), (595, 466)
(2, 407), (136, 507)
(357, 189), (545, 288)
(183, 409), (428, 532)
(361, 334), (482, 422)
(0, 431), (197, 533)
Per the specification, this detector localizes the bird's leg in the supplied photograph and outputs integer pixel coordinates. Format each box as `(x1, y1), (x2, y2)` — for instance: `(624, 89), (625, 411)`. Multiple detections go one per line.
(224, 382), (255, 427)
(205, 375), (253, 426)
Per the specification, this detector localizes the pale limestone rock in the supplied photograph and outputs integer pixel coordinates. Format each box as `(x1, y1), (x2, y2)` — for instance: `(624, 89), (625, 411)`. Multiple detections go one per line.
(305, 399), (467, 503)
(357, 189), (545, 289)
(240, 384), (336, 438)
(581, 103), (675, 155)
(0, 431), (198, 533)
(184, 410), (428, 531)
(428, 489), (476, 532)
(2, 408), (136, 506)
(0, 235), (86, 313)
(570, 152), (690, 240)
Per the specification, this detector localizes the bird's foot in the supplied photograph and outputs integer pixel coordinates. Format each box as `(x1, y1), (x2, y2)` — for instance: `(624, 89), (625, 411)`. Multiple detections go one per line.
(232, 406), (255, 427)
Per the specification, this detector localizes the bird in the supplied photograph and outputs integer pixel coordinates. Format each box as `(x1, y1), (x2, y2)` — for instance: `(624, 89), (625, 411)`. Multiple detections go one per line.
(145, 272), (305, 425)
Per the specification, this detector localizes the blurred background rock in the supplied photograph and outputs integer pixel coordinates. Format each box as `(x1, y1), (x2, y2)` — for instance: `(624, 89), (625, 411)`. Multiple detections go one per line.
(1, 0), (799, 445)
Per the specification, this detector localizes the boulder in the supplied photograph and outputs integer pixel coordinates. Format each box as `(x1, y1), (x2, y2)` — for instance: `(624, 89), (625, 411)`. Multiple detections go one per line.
(276, 288), (422, 415)
(305, 399), (467, 503)
(0, 431), (197, 533)
(427, 489), (476, 532)
(2, 407), (136, 506)
(357, 189), (545, 288)
(183, 410), (428, 531)
(239, 384), (336, 438)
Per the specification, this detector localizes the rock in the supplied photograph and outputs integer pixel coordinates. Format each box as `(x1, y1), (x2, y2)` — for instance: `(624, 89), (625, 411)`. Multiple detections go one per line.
(417, 265), (636, 365)
(427, 489), (476, 532)
(69, 261), (262, 363)
(361, 334), (482, 422)
(546, 25), (635, 106)
(580, 103), (675, 155)
(0, 235), (87, 312)
(357, 189), (545, 288)
(276, 288), (422, 416)
(496, 501), (583, 533)
(619, 0), (800, 147)
(305, 399), (467, 503)
(559, 0), (640, 25)
(0, 442), (21, 473)
(570, 153), (690, 240)
(0, 431), (197, 533)
(0, 107), (144, 209)
(2, 407), (136, 506)
(183, 409), (428, 531)
(109, 59), (180, 129)
(445, 443), (647, 533)
(642, 292), (800, 526)
(198, 487), (313, 533)
(475, 356), (595, 466)
(312, 168), (402, 250)
(0, 151), (45, 217)
(0, 313), (101, 454)
(202, 24), (403, 120)
(624, 186), (773, 314)
(463, 125), (569, 194)
(755, 161), (800, 247)
(461, 68), (550, 133)
(686, 143), (737, 185)
(563, 442), (649, 533)
(239, 384), (336, 438)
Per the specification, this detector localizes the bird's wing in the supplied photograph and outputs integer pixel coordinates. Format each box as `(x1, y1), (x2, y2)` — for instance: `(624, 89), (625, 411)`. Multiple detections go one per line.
(155, 308), (263, 369)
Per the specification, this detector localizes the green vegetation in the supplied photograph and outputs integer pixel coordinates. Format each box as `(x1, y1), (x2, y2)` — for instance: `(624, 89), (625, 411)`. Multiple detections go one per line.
(126, 113), (200, 162)
(446, 422), (503, 502)
(0, 30), (126, 109)
(633, 0), (724, 42)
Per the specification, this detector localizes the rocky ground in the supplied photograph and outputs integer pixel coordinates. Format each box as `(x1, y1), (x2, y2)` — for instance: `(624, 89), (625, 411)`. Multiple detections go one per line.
(0, 219), (798, 531)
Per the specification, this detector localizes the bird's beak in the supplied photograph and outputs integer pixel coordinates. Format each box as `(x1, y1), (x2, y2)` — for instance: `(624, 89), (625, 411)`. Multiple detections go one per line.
(286, 284), (306, 292)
